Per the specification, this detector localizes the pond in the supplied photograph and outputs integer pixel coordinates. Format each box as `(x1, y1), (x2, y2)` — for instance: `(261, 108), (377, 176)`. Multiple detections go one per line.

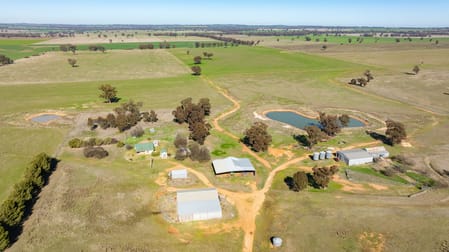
(265, 111), (364, 130)
(31, 114), (61, 123)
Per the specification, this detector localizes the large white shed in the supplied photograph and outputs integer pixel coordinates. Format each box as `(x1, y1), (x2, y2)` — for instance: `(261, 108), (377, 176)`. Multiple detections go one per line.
(176, 188), (222, 222)
(337, 149), (374, 166)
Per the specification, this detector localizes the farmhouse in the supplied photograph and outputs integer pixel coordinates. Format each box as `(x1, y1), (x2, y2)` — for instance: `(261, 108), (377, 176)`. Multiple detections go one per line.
(337, 149), (374, 166)
(364, 146), (390, 158)
(212, 157), (256, 176)
(169, 169), (187, 179)
(134, 142), (154, 154)
(176, 188), (222, 222)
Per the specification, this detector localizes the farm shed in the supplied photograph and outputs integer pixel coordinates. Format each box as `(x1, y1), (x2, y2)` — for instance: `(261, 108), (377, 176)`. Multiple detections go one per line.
(212, 157), (256, 175)
(337, 149), (373, 166)
(134, 142), (154, 154)
(169, 169), (187, 179)
(176, 188), (222, 222)
(160, 148), (168, 159)
(364, 146), (389, 158)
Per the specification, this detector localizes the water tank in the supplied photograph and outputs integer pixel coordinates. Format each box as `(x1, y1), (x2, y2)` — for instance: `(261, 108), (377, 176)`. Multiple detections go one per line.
(312, 152), (319, 161)
(271, 237), (283, 247)
(326, 150), (333, 159)
(319, 151), (326, 160)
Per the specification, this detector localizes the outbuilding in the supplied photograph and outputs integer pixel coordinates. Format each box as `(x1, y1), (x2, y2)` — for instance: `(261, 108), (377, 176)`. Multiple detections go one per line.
(134, 142), (154, 154)
(176, 188), (222, 222)
(212, 157), (256, 176)
(364, 146), (389, 158)
(169, 169), (187, 179)
(337, 149), (373, 166)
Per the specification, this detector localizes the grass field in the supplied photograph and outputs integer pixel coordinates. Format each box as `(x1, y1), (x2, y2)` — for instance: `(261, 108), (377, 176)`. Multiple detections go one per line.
(0, 49), (189, 84)
(0, 39), (56, 60)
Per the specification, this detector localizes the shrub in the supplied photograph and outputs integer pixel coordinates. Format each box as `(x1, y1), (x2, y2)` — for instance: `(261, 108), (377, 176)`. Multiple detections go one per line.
(125, 144), (133, 150)
(68, 138), (83, 148)
(292, 171), (308, 191)
(83, 147), (108, 159)
(151, 151), (160, 157)
(130, 126), (144, 138)
(116, 141), (125, 148)
(0, 224), (9, 251)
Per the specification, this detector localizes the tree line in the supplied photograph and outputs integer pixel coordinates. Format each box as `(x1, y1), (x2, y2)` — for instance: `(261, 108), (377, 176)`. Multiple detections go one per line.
(0, 153), (57, 251)
(187, 33), (258, 46)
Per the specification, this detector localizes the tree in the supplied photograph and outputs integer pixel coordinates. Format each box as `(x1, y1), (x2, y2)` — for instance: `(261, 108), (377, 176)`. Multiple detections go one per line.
(198, 98), (211, 116)
(130, 126), (144, 137)
(191, 66), (201, 75)
(197, 146), (211, 162)
(0, 54), (13, 66)
(0, 198), (25, 227)
(189, 121), (211, 145)
(339, 114), (350, 127)
(364, 70), (374, 82)
(68, 138), (83, 148)
(83, 146), (108, 159)
(0, 224), (9, 251)
(68, 44), (77, 54)
(67, 58), (77, 67)
(357, 77), (368, 87)
(349, 79), (357, 85)
(99, 84), (118, 103)
(311, 165), (339, 188)
(188, 141), (201, 161)
(114, 100), (142, 132)
(143, 110), (158, 122)
(193, 56), (202, 64)
(174, 134), (188, 148)
(348, 38), (352, 43)
(322, 45), (327, 50)
(412, 65), (420, 75)
(292, 171), (308, 191)
(243, 122), (272, 152)
(304, 125), (325, 147)
(385, 119), (407, 145)
(318, 112), (341, 136)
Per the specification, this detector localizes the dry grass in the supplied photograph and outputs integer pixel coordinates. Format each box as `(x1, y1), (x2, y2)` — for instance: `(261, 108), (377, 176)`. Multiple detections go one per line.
(0, 49), (189, 84)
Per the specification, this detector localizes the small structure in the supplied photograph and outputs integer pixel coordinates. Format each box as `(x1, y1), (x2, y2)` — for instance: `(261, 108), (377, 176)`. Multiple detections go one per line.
(271, 237), (283, 248)
(319, 151), (326, 160)
(169, 169), (187, 179)
(337, 149), (373, 166)
(312, 152), (319, 161)
(135, 142), (154, 154)
(176, 188), (222, 222)
(149, 128), (155, 133)
(153, 140), (160, 147)
(160, 148), (168, 159)
(212, 157), (256, 176)
(325, 150), (333, 159)
(364, 146), (389, 158)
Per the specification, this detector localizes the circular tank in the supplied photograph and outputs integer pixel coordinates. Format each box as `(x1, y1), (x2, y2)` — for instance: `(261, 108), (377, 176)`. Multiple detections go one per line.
(319, 151), (326, 160)
(312, 152), (319, 161)
(272, 237), (283, 247)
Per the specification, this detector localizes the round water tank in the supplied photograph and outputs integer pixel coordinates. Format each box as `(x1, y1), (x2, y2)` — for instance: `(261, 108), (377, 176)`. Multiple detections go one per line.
(271, 237), (283, 247)
(326, 150), (333, 159)
(312, 152), (320, 161)
(319, 151), (326, 160)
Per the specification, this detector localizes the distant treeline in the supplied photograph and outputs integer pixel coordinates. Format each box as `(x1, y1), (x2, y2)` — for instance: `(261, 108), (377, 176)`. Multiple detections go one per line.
(0, 153), (58, 251)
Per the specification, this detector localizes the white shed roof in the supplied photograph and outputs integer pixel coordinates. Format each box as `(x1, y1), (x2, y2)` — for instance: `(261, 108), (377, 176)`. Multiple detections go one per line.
(337, 149), (373, 160)
(177, 188), (221, 217)
(170, 169), (187, 177)
(212, 157), (256, 174)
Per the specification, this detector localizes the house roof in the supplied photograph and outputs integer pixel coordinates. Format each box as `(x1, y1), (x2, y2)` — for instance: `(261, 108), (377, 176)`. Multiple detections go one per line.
(177, 188), (221, 216)
(135, 142), (154, 152)
(337, 149), (373, 160)
(212, 157), (256, 174)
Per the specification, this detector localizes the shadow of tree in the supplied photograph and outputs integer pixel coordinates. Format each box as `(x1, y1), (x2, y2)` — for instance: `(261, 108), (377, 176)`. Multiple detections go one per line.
(366, 130), (391, 145)
(293, 134), (310, 147)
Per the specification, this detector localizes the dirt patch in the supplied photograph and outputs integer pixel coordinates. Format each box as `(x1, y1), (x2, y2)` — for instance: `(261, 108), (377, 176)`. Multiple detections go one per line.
(368, 183), (389, 190)
(401, 141), (413, 147)
(333, 174), (367, 192)
(269, 147), (294, 160)
(359, 232), (386, 252)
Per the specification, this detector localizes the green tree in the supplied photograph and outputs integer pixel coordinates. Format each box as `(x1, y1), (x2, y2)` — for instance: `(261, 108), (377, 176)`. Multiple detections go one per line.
(191, 66), (202, 75)
(0, 198), (25, 227)
(67, 58), (77, 67)
(292, 171), (308, 191)
(243, 122), (272, 152)
(193, 56), (202, 64)
(311, 165), (339, 188)
(385, 119), (407, 145)
(318, 112), (341, 136)
(189, 121), (211, 145)
(0, 224), (9, 251)
(304, 125), (325, 147)
(339, 114), (350, 127)
(99, 84), (118, 103)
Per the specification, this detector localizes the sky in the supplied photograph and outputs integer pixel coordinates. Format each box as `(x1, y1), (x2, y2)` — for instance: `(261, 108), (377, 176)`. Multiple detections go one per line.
(1, 0), (449, 27)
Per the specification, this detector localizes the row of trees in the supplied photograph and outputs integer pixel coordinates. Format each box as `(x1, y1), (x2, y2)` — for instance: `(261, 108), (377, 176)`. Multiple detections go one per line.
(0, 153), (56, 250)
(349, 70), (374, 87)
(172, 98), (212, 145)
(60, 44), (77, 54)
(88, 45), (106, 52)
(88, 100), (158, 132)
(68, 137), (119, 148)
(0, 55), (13, 66)
(138, 42), (174, 49)
(288, 165), (339, 191)
(302, 113), (350, 147)
(188, 33), (257, 46)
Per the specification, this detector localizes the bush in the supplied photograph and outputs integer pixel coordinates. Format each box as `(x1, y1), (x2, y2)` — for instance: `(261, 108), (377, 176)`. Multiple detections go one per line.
(83, 147), (108, 159)
(125, 144), (133, 150)
(68, 138), (83, 148)
(292, 171), (308, 191)
(0, 224), (9, 251)
(151, 151), (160, 157)
(116, 141), (125, 148)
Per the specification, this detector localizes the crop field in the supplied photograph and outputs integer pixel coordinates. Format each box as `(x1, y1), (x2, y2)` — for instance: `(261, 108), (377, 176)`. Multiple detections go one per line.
(1, 31), (448, 252)
(0, 39), (57, 59)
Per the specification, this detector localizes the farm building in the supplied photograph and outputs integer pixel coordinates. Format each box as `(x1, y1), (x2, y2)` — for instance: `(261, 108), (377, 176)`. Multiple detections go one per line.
(169, 169), (187, 179)
(134, 142), (154, 154)
(364, 146), (390, 158)
(160, 148), (168, 159)
(212, 157), (256, 176)
(176, 188), (222, 222)
(337, 149), (374, 166)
